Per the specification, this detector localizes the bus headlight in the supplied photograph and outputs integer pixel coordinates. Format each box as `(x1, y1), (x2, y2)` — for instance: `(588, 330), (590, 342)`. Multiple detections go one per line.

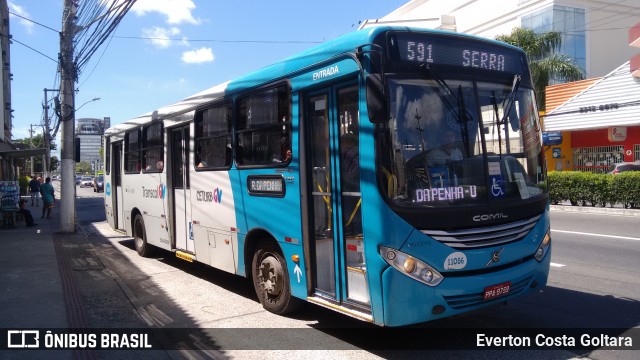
(534, 230), (551, 262)
(380, 246), (443, 286)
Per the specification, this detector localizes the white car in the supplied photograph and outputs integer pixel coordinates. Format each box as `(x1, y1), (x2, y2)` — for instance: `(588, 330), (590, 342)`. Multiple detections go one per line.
(79, 176), (94, 187)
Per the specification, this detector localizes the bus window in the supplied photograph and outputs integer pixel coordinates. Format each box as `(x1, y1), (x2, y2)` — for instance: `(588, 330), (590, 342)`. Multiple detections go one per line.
(124, 130), (140, 173)
(142, 122), (163, 172)
(236, 86), (290, 166)
(195, 102), (232, 169)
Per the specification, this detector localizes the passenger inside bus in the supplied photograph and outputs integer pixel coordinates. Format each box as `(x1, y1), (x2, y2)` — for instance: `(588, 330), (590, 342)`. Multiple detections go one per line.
(426, 129), (463, 167)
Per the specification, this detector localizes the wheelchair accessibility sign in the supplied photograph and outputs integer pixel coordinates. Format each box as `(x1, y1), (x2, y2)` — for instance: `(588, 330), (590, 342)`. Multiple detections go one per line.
(490, 176), (505, 198)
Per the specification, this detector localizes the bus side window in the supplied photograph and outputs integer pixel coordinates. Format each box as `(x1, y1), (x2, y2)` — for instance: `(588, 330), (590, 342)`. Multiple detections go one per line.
(195, 102), (232, 169)
(236, 85), (290, 167)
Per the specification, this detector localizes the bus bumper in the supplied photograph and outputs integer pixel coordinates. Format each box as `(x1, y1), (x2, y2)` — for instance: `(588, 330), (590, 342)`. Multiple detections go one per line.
(380, 250), (551, 327)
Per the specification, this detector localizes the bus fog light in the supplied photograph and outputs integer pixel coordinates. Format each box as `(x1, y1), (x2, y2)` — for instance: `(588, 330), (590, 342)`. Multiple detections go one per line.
(403, 257), (416, 273)
(535, 230), (551, 262)
(420, 269), (434, 282)
(379, 246), (443, 286)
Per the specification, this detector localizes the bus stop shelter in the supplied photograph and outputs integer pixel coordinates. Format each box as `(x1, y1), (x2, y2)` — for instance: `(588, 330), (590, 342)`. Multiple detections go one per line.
(0, 144), (48, 181)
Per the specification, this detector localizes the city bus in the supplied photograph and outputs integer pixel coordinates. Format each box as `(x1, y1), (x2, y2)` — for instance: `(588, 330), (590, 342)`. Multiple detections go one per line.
(103, 26), (551, 327)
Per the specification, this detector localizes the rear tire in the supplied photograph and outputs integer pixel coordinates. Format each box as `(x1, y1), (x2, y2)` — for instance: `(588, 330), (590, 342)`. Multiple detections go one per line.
(133, 214), (152, 257)
(251, 243), (301, 315)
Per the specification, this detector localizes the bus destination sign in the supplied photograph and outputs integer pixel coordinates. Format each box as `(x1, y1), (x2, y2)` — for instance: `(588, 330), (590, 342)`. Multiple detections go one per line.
(393, 34), (523, 73)
(247, 175), (286, 197)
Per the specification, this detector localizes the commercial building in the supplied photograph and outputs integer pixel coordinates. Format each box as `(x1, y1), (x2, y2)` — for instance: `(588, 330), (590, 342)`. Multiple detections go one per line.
(543, 23), (640, 172)
(77, 117), (110, 170)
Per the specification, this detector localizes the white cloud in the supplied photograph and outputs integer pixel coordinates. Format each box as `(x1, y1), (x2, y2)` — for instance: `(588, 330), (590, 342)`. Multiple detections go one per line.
(8, 2), (34, 33)
(131, 0), (200, 25)
(182, 48), (214, 64)
(142, 26), (182, 49)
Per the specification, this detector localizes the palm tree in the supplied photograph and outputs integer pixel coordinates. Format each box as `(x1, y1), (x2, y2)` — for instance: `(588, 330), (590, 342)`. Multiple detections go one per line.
(495, 27), (585, 110)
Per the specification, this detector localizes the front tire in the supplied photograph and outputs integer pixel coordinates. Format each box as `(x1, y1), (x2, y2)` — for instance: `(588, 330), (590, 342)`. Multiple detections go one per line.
(251, 243), (300, 315)
(133, 214), (152, 257)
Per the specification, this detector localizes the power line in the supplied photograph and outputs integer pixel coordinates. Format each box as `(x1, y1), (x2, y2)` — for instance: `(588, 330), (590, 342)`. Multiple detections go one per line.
(113, 35), (323, 44)
(8, 11), (60, 33)
(0, 34), (58, 63)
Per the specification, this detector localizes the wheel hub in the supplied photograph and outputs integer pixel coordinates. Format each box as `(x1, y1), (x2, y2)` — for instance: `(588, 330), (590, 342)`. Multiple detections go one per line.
(258, 256), (283, 296)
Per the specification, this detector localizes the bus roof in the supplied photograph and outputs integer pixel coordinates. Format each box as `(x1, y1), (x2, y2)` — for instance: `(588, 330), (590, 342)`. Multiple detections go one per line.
(105, 26), (524, 137)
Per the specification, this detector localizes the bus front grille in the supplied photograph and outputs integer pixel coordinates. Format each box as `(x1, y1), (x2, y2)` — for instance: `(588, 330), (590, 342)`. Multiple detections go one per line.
(421, 214), (542, 249)
(442, 276), (532, 309)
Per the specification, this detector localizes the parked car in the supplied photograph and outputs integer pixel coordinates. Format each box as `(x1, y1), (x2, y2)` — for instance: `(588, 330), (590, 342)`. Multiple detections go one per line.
(76, 175), (82, 185)
(608, 162), (640, 174)
(93, 175), (104, 192)
(80, 176), (94, 187)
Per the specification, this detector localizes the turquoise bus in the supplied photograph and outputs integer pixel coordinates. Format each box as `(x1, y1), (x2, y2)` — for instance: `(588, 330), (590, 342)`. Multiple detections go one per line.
(103, 26), (551, 327)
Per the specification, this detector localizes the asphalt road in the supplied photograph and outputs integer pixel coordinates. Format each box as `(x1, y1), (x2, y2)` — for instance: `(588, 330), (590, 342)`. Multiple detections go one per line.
(71, 186), (639, 359)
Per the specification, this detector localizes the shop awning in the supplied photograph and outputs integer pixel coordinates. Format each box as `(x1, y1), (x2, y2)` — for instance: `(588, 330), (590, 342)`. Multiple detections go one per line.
(544, 61), (640, 131)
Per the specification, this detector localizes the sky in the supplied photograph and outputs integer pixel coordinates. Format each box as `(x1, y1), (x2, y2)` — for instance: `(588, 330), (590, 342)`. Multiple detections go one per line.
(8, 0), (408, 158)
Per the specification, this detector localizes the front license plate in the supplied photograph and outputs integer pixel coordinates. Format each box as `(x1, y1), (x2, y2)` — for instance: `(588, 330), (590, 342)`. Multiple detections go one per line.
(483, 281), (511, 300)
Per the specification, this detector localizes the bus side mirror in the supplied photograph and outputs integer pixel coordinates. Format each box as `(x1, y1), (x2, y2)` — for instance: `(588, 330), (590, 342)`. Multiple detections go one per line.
(366, 74), (388, 123)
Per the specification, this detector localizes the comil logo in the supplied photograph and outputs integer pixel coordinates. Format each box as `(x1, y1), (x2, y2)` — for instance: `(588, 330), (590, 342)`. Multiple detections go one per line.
(142, 184), (166, 199)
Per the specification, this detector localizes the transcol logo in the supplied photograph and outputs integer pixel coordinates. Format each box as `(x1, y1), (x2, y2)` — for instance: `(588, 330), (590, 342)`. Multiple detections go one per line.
(142, 183), (166, 199)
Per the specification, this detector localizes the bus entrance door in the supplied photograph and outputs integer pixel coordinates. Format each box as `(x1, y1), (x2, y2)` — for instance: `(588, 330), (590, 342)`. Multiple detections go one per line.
(170, 126), (194, 253)
(306, 84), (370, 311)
(112, 142), (125, 230)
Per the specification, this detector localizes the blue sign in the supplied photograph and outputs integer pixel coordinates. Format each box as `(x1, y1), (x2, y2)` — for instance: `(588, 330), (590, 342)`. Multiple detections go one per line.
(543, 131), (563, 146)
(105, 183), (111, 196)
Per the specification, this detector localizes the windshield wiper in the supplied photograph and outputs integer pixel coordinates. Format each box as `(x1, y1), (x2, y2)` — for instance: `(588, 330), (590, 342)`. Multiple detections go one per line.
(420, 63), (456, 114)
(491, 92), (503, 157)
(421, 64), (472, 156)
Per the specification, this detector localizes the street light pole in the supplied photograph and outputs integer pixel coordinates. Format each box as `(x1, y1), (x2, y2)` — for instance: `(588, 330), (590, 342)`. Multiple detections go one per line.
(76, 97), (101, 112)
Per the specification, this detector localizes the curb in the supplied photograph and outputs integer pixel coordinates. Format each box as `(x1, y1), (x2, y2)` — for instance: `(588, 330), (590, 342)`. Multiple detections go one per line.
(550, 205), (640, 217)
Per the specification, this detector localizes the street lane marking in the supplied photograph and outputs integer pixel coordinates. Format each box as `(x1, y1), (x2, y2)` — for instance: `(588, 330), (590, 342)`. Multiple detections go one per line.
(552, 229), (640, 242)
(550, 263), (566, 268)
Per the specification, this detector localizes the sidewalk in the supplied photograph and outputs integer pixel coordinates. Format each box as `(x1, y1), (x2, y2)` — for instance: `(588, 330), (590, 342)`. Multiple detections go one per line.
(0, 197), (68, 328)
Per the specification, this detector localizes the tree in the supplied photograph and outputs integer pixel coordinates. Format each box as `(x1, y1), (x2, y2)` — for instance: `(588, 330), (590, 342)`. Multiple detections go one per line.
(495, 27), (585, 110)
(76, 161), (92, 175)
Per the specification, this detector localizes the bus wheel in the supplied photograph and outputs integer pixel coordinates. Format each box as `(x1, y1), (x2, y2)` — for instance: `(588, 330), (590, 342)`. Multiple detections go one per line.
(133, 214), (151, 257)
(252, 244), (300, 315)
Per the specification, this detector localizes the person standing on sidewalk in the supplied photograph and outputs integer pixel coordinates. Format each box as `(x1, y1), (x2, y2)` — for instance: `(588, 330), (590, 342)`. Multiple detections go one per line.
(29, 175), (41, 207)
(40, 177), (55, 219)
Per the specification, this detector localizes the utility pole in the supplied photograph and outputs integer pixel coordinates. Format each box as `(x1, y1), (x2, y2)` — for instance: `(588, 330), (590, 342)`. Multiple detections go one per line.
(59, 0), (77, 233)
(29, 124), (34, 175)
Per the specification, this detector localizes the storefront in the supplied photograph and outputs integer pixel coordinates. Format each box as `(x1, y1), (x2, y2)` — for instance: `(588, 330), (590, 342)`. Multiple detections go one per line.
(543, 61), (640, 173)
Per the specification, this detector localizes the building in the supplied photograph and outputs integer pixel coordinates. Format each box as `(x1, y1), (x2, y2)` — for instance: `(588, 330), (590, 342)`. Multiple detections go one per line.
(76, 117), (110, 169)
(544, 61), (640, 172)
(0, 0), (12, 179)
(359, 0), (640, 79)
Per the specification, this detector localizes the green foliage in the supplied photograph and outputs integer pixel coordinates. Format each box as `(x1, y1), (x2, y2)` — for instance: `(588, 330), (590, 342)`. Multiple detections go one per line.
(18, 176), (30, 195)
(548, 171), (640, 208)
(495, 27), (585, 110)
(611, 172), (640, 208)
(75, 161), (92, 175)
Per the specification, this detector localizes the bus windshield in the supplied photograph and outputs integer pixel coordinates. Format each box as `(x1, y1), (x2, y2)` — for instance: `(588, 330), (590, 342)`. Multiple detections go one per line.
(377, 72), (546, 209)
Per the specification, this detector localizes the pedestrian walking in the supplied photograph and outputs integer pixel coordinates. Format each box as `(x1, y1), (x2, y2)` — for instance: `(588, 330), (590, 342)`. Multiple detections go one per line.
(39, 177), (55, 219)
